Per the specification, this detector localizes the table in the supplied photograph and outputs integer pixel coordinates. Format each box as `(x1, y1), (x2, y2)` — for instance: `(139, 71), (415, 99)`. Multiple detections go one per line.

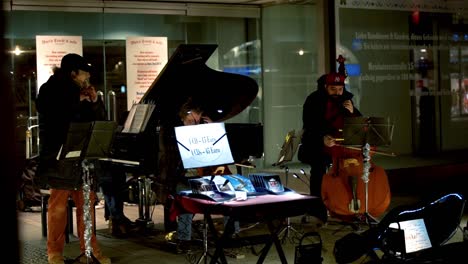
(173, 192), (323, 264)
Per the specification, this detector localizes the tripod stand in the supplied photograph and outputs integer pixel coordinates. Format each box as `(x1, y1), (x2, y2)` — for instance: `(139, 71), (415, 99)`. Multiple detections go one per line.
(276, 166), (303, 243)
(273, 130), (304, 242)
(194, 215), (211, 264)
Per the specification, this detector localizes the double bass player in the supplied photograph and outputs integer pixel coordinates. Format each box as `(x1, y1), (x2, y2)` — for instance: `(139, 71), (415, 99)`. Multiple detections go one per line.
(298, 55), (362, 205)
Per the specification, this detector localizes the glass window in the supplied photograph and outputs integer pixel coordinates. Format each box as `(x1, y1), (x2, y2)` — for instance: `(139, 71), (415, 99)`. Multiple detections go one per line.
(5, 9), (261, 124)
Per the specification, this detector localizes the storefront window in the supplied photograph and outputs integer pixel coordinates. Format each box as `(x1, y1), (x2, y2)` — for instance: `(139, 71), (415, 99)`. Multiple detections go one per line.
(5, 9), (260, 121)
(338, 2), (468, 153)
(449, 45), (468, 118)
(4, 5), (261, 161)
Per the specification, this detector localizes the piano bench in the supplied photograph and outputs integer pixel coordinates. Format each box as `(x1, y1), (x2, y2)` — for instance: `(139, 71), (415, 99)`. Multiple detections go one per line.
(40, 189), (97, 243)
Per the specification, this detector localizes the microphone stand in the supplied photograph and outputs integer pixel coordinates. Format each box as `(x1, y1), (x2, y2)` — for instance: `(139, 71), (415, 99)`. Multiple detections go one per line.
(295, 170), (314, 224)
(277, 168), (304, 244)
(347, 117), (393, 226)
(273, 130), (304, 243)
(361, 143), (380, 225)
(75, 159), (100, 264)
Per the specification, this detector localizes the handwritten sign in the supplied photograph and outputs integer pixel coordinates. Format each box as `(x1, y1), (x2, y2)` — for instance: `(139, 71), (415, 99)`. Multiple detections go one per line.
(175, 123), (234, 169)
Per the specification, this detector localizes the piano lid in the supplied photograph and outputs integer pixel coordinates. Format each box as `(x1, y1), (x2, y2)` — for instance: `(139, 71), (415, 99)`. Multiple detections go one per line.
(140, 44), (258, 123)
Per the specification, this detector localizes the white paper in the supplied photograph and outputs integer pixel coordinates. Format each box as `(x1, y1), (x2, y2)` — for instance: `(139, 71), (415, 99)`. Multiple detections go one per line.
(175, 123), (234, 169)
(389, 218), (432, 253)
(65, 150), (81, 158)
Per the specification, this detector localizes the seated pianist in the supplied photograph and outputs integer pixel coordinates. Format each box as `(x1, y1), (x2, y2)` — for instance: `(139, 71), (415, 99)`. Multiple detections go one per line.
(137, 44), (326, 260)
(162, 98), (241, 253)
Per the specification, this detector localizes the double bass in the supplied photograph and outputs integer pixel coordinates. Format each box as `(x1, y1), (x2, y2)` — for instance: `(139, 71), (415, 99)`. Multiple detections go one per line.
(321, 144), (391, 220)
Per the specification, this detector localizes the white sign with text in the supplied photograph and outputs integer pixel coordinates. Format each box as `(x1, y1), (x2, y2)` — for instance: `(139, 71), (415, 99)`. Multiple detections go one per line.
(175, 123), (234, 169)
(125, 36), (167, 110)
(36, 35), (83, 93)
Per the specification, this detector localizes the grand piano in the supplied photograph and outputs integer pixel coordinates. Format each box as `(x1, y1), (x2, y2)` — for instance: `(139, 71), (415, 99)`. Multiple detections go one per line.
(110, 44), (262, 230)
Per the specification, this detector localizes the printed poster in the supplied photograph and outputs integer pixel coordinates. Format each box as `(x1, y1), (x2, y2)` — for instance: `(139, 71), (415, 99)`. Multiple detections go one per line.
(126, 36), (168, 110)
(36, 35), (83, 93)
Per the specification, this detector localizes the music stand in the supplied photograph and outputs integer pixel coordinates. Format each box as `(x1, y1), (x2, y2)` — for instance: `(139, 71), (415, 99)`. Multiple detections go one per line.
(342, 117), (394, 224)
(273, 129), (302, 184)
(63, 121), (117, 264)
(273, 129), (303, 242)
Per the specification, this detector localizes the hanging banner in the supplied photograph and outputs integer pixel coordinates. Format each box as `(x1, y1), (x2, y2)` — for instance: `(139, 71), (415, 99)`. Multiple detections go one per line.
(36, 35), (83, 93)
(126, 36), (168, 110)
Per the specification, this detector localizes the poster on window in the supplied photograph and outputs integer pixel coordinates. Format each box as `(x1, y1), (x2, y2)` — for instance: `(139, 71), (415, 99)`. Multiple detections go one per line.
(36, 35), (83, 93)
(126, 36), (168, 110)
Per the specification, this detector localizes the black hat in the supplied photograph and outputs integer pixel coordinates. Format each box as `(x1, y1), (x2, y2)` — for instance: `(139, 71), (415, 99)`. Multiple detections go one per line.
(60, 53), (92, 73)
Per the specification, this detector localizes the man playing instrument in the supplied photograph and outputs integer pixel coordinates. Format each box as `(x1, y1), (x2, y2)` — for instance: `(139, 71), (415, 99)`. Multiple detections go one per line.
(298, 65), (362, 200)
(36, 53), (111, 264)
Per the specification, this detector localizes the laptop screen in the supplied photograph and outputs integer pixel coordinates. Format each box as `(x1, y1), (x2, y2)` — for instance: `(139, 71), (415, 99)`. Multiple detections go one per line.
(175, 122), (234, 169)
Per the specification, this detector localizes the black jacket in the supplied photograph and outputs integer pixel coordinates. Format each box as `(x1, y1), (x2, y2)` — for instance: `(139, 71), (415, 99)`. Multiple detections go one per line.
(298, 87), (361, 164)
(36, 69), (106, 189)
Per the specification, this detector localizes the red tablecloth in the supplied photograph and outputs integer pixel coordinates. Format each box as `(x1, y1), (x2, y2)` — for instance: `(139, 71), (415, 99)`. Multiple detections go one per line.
(170, 192), (322, 221)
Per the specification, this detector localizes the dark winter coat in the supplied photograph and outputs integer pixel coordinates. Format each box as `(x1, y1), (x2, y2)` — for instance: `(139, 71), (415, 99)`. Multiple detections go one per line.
(298, 87), (361, 165)
(36, 69), (106, 189)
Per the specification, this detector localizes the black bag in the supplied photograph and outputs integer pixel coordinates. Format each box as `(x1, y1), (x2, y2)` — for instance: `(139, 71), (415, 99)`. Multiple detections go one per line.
(295, 232), (323, 264)
(54, 158), (83, 190)
(17, 158), (42, 210)
(36, 154), (84, 190)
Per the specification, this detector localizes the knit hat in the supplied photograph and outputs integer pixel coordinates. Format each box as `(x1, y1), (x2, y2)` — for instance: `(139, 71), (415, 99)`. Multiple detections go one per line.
(325, 72), (346, 86)
(60, 53), (92, 73)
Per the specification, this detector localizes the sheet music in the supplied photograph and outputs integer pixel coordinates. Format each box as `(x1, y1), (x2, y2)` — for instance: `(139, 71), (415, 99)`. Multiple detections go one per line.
(140, 104), (155, 132)
(122, 104), (155, 133)
(129, 104), (148, 133)
(121, 104), (137, 133)
(65, 150), (81, 158)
